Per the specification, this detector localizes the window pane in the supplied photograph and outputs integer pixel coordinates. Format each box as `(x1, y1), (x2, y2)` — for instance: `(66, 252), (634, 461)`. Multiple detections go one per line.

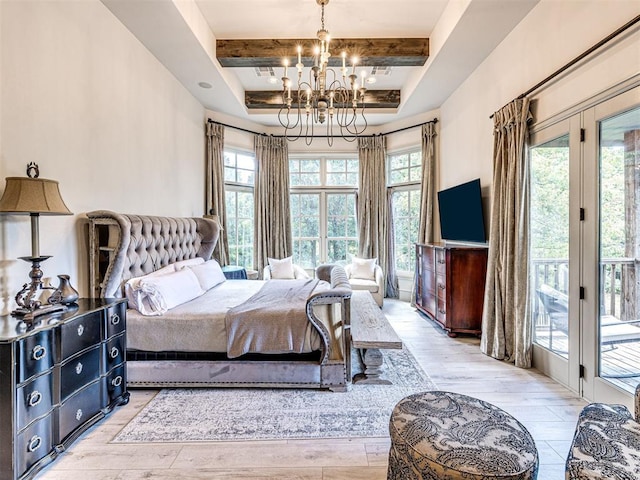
(224, 152), (235, 167)
(347, 159), (359, 171)
(237, 191), (254, 218)
(409, 166), (422, 182)
(224, 166), (236, 182)
(301, 159), (320, 172)
(391, 154), (408, 170)
(391, 189), (419, 273)
(299, 173), (320, 185)
(293, 240), (319, 269)
(327, 159), (344, 172)
(327, 172), (347, 185)
(237, 170), (254, 185)
(410, 151), (422, 166)
(237, 154), (254, 170)
(391, 170), (408, 184)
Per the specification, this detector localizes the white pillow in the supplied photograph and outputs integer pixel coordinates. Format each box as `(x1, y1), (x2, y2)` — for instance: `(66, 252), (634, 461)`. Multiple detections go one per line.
(188, 259), (226, 291)
(268, 256), (295, 279)
(173, 257), (205, 269)
(130, 268), (205, 316)
(351, 257), (377, 280)
(124, 264), (176, 308)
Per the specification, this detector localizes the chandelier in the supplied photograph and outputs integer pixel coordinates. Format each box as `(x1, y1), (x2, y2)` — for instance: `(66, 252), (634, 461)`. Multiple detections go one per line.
(279, 0), (368, 146)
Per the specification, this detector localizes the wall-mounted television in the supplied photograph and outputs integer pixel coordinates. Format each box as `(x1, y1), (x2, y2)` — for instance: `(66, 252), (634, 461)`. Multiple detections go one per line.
(437, 178), (486, 243)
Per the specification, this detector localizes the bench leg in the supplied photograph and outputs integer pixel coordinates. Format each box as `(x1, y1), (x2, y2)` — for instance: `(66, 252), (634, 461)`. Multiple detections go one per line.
(353, 348), (392, 385)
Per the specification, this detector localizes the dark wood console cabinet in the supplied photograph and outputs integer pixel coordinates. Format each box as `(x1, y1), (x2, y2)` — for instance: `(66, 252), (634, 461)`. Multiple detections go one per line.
(415, 243), (488, 337)
(0, 299), (129, 480)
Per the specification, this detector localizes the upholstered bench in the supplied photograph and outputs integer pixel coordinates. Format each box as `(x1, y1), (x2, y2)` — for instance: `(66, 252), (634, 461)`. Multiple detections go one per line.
(388, 391), (539, 480)
(565, 383), (640, 479)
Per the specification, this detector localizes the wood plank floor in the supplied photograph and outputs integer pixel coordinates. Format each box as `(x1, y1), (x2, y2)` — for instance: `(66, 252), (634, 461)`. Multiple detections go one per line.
(36, 300), (587, 480)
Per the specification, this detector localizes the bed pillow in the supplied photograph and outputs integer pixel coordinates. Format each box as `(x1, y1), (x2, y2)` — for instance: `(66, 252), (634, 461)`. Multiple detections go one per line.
(350, 257), (377, 280)
(129, 268), (205, 316)
(124, 264), (176, 308)
(268, 256), (295, 279)
(173, 257), (205, 269)
(188, 259), (226, 291)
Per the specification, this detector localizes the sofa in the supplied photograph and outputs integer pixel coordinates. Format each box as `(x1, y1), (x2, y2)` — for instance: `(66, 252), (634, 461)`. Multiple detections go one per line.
(566, 383), (640, 479)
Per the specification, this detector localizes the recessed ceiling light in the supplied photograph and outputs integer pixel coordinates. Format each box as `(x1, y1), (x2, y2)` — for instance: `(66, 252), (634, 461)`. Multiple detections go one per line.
(366, 77), (377, 85)
(267, 76), (279, 85)
(198, 81), (213, 89)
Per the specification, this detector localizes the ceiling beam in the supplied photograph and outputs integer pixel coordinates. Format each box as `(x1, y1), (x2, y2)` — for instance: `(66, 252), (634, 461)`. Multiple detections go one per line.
(218, 38), (428, 68)
(245, 90), (401, 110)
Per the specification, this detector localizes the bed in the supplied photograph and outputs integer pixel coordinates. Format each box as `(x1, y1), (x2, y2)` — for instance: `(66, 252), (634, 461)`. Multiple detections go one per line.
(86, 210), (352, 391)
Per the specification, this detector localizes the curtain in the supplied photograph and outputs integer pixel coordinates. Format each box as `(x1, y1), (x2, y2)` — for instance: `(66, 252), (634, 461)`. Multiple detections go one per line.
(357, 136), (389, 294)
(206, 122), (229, 265)
(411, 122), (438, 305)
(480, 98), (533, 368)
(386, 188), (399, 297)
(254, 135), (292, 277)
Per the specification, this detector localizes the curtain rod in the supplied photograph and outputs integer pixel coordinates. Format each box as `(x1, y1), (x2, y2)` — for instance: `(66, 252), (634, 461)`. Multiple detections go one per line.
(207, 118), (437, 138)
(489, 14), (640, 119)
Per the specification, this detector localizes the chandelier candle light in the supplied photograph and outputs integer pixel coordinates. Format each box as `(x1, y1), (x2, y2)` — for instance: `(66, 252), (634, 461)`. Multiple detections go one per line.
(279, 0), (368, 146)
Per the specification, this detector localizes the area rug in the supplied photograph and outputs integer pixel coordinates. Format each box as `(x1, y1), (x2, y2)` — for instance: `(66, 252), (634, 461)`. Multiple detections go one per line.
(112, 347), (436, 443)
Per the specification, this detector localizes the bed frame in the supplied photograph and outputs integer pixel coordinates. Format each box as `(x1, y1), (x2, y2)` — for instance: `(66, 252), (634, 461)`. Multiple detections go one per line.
(86, 210), (352, 391)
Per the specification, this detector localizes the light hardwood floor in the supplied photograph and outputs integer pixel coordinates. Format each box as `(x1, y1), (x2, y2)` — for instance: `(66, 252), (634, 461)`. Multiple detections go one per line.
(36, 299), (585, 480)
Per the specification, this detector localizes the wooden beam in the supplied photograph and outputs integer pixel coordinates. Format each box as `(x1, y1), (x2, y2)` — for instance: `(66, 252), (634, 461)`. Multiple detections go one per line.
(245, 90), (400, 110)
(218, 38), (428, 68)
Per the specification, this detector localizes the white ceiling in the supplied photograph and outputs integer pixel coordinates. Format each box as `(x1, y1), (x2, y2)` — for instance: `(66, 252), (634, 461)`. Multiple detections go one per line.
(101, 0), (540, 131)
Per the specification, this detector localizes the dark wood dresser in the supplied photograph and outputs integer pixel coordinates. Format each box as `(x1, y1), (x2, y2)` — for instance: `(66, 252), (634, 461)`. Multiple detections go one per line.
(0, 298), (128, 480)
(415, 243), (488, 337)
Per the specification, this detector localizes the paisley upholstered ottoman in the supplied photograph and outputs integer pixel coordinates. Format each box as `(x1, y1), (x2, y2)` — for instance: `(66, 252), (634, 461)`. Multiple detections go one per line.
(388, 391), (539, 480)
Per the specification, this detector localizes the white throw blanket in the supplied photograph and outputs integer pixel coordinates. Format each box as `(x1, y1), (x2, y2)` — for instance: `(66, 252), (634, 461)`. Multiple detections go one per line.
(225, 279), (320, 358)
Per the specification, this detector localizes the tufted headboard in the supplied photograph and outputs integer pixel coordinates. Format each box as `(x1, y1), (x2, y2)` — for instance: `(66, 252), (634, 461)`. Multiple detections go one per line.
(87, 210), (220, 298)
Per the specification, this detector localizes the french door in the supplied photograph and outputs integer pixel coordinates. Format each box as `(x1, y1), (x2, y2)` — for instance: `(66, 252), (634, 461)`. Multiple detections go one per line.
(531, 85), (640, 404)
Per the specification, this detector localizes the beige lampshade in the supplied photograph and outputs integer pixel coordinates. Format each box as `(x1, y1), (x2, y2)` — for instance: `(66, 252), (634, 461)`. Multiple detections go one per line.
(0, 177), (72, 215)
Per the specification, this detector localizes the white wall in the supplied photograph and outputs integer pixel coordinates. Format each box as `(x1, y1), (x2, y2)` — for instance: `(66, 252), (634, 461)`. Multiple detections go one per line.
(0, 0), (206, 313)
(439, 0), (640, 202)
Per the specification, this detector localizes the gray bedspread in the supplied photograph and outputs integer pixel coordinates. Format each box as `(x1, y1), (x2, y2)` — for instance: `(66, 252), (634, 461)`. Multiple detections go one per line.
(225, 278), (320, 358)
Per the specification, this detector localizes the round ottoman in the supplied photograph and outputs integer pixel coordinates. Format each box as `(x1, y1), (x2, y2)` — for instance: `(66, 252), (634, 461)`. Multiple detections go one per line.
(388, 391), (538, 480)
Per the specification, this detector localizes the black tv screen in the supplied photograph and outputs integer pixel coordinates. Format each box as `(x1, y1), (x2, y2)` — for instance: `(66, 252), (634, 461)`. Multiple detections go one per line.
(437, 178), (486, 243)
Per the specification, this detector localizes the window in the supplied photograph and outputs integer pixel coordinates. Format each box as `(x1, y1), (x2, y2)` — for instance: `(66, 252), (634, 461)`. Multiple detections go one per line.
(224, 150), (255, 268)
(388, 149), (422, 273)
(289, 157), (358, 268)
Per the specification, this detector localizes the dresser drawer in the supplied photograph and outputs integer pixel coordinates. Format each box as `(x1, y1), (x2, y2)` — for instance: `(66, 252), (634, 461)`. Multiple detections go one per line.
(435, 248), (447, 274)
(60, 346), (101, 402)
(59, 311), (102, 361)
(58, 380), (102, 443)
(102, 364), (126, 408)
(17, 372), (54, 431)
(16, 413), (53, 478)
(17, 330), (54, 383)
(105, 302), (126, 339)
(420, 245), (435, 272)
(103, 333), (125, 372)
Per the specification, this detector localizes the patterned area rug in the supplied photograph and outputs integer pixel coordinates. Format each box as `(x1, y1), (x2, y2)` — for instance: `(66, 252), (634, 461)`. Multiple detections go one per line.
(112, 347), (436, 442)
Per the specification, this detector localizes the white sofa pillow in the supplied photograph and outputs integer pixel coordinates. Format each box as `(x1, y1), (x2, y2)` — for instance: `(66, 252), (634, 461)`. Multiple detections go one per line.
(268, 256), (295, 279)
(188, 259), (226, 291)
(351, 257), (377, 280)
(130, 268), (205, 316)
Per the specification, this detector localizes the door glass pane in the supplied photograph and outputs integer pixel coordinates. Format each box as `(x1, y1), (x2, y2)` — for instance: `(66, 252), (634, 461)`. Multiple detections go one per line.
(530, 134), (570, 357)
(598, 106), (640, 393)
(290, 193), (320, 268)
(326, 193), (357, 263)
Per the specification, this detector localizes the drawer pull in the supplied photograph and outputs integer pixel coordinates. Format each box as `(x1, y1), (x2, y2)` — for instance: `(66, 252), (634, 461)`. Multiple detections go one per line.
(77, 324), (85, 337)
(75, 409), (83, 421)
(438, 284), (445, 290)
(27, 435), (42, 453)
(110, 347), (119, 359)
(437, 259), (445, 264)
(75, 362), (83, 375)
(112, 375), (123, 387)
(110, 313), (120, 326)
(32, 344), (47, 361)
(28, 390), (42, 407)
(438, 309), (446, 315)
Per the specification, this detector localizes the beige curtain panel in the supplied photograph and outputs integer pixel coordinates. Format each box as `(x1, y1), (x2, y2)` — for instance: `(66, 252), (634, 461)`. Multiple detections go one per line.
(481, 98), (533, 368)
(357, 136), (388, 292)
(254, 135), (292, 277)
(411, 122), (438, 306)
(206, 122), (229, 266)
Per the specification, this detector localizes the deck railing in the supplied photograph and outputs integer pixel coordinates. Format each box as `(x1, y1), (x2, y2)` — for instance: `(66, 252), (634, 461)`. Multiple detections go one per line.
(532, 257), (637, 322)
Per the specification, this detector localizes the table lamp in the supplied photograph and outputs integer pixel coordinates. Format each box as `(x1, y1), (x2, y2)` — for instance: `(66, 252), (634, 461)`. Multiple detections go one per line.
(0, 163), (72, 319)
